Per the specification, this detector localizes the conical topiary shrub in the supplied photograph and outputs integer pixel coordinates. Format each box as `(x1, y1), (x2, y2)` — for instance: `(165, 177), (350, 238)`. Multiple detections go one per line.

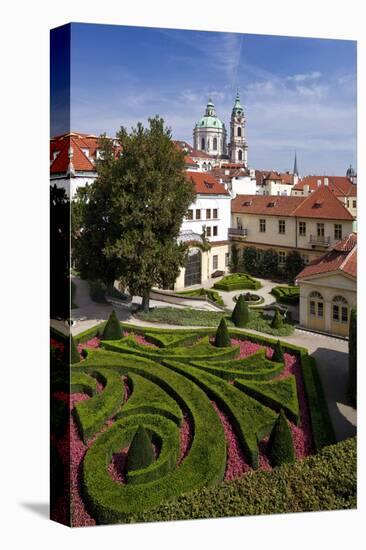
(214, 318), (231, 348)
(267, 409), (295, 467)
(126, 425), (155, 474)
(64, 335), (80, 364)
(272, 340), (284, 362)
(231, 294), (249, 327)
(271, 307), (283, 329)
(102, 310), (122, 340)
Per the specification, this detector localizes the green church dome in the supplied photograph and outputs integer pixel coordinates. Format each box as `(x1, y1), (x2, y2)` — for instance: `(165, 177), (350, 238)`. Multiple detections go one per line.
(195, 116), (225, 129)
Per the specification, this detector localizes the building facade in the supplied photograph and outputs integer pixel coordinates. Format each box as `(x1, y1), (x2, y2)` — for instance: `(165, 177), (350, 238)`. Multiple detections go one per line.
(296, 233), (356, 336)
(193, 99), (228, 158)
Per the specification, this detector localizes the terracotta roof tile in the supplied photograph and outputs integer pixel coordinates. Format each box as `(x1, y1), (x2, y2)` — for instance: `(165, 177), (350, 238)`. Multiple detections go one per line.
(293, 175), (356, 196)
(231, 194), (304, 216)
(292, 185), (354, 220)
(186, 171), (229, 195)
(296, 233), (357, 280)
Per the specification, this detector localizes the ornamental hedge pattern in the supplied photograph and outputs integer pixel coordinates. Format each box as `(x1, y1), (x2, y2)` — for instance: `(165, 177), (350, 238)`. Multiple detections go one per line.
(50, 322), (340, 526)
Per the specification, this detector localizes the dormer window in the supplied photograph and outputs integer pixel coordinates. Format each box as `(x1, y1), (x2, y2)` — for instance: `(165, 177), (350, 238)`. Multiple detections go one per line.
(52, 150), (60, 161)
(314, 201), (323, 208)
(81, 147), (89, 157)
(242, 200), (252, 206)
(204, 181), (214, 189)
(267, 201), (276, 207)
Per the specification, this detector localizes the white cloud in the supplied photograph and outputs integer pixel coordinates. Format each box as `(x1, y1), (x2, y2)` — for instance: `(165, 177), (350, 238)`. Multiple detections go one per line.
(286, 71), (321, 82)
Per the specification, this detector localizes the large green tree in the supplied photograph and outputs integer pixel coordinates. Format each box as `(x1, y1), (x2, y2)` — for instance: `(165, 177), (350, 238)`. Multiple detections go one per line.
(285, 250), (304, 283)
(72, 117), (196, 311)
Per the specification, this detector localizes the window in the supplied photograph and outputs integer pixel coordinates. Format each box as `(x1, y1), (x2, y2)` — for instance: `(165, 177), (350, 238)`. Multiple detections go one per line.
(236, 217), (243, 230)
(259, 219), (266, 232)
(353, 200), (356, 208)
(278, 251), (286, 264)
(317, 223), (324, 238)
(237, 127), (242, 137)
(299, 221), (306, 236)
(206, 209), (211, 219)
(206, 226), (212, 237)
(317, 302), (324, 318)
(225, 252), (229, 267)
(201, 138), (205, 150)
(213, 137), (217, 150)
(213, 255), (218, 270)
(333, 296), (349, 324)
(334, 224), (342, 240)
(279, 220), (286, 234)
(309, 291), (324, 318)
(238, 150), (243, 161)
(213, 226), (218, 236)
(187, 209), (193, 220)
(196, 209), (201, 220)
(213, 208), (218, 219)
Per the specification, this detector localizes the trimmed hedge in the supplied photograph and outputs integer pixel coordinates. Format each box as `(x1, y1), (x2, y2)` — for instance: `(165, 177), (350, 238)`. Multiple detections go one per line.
(144, 332), (200, 348)
(135, 437), (356, 522)
(267, 409), (295, 467)
(102, 310), (123, 340)
(191, 354), (284, 382)
(234, 376), (299, 424)
(271, 308), (283, 329)
(272, 340), (284, 362)
(80, 353), (226, 523)
(101, 335), (239, 364)
(74, 368), (125, 443)
(115, 372), (183, 425)
(126, 425), (155, 474)
(177, 288), (225, 306)
(71, 371), (98, 396)
(163, 360), (277, 469)
(271, 285), (300, 305)
(231, 294), (249, 327)
(214, 318), (231, 347)
(213, 273), (262, 292)
(300, 354), (335, 450)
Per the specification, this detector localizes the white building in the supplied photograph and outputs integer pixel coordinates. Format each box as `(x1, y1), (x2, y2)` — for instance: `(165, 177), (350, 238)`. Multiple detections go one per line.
(193, 99), (227, 158)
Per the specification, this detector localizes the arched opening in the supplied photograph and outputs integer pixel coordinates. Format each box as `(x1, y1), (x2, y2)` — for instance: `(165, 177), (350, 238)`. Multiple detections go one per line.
(202, 162), (207, 171)
(184, 248), (202, 287)
(213, 137), (218, 150)
(331, 295), (349, 335)
(237, 127), (242, 137)
(207, 138), (210, 151)
(238, 149), (243, 161)
(308, 291), (325, 331)
(201, 137), (205, 150)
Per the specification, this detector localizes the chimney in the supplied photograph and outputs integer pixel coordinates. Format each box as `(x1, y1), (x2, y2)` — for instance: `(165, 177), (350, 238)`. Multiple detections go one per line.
(304, 184), (310, 194)
(317, 179), (321, 187)
(324, 177), (329, 186)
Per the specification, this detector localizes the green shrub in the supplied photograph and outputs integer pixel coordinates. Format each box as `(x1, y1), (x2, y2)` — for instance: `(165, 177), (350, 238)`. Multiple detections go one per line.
(231, 294), (249, 327)
(102, 310), (122, 340)
(126, 425), (155, 474)
(71, 371), (97, 396)
(136, 438), (356, 522)
(272, 340), (284, 362)
(267, 409), (295, 467)
(348, 308), (357, 406)
(213, 273), (261, 292)
(214, 318), (231, 347)
(271, 285), (300, 305)
(177, 288), (224, 307)
(271, 308), (283, 329)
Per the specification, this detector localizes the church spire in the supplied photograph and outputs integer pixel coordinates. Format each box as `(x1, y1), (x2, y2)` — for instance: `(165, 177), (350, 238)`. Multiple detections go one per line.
(293, 151), (299, 176)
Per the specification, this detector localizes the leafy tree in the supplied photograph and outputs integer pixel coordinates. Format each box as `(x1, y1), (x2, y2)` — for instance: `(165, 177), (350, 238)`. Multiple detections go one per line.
(229, 244), (240, 273)
(272, 340), (284, 362)
(348, 308), (357, 407)
(260, 249), (279, 278)
(243, 247), (258, 275)
(271, 307), (283, 329)
(72, 117), (196, 311)
(285, 250), (304, 283)
(267, 409), (295, 467)
(214, 318), (231, 347)
(102, 310), (123, 340)
(231, 294), (249, 327)
(126, 425), (155, 474)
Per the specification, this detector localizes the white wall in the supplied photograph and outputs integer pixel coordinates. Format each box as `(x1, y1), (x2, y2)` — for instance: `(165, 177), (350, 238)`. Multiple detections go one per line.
(231, 175), (256, 197)
(182, 194), (231, 242)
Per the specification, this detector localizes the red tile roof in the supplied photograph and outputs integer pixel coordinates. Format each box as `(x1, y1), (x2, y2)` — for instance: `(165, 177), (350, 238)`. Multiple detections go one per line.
(296, 233), (357, 280)
(186, 171), (229, 195)
(174, 140), (212, 159)
(50, 132), (120, 174)
(293, 175), (356, 196)
(232, 184), (354, 220)
(255, 169), (294, 186)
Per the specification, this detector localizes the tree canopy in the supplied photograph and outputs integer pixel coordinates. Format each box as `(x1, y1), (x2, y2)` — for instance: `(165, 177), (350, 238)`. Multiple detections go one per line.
(72, 117), (196, 310)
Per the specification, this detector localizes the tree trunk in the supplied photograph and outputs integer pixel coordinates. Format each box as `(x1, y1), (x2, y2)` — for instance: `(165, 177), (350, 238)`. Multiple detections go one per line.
(141, 290), (150, 313)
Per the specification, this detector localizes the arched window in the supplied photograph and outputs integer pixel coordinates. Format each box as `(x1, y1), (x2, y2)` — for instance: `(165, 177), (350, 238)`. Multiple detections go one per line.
(238, 150), (243, 161)
(207, 162), (212, 170)
(332, 295), (349, 323)
(201, 137), (205, 150)
(213, 137), (217, 150)
(207, 138), (210, 151)
(309, 291), (324, 318)
(237, 127), (242, 137)
(202, 162), (207, 171)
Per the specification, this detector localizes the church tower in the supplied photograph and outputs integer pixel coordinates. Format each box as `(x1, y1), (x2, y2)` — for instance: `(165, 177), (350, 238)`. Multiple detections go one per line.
(228, 91), (248, 166)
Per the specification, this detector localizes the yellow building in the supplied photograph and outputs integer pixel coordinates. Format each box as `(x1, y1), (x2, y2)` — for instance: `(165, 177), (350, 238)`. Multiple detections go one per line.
(296, 233), (356, 336)
(230, 184), (355, 268)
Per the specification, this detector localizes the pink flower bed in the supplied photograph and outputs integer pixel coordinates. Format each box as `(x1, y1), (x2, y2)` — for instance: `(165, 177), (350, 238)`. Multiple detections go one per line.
(178, 413), (193, 464)
(131, 333), (157, 347)
(77, 336), (101, 354)
(230, 338), (273, 360)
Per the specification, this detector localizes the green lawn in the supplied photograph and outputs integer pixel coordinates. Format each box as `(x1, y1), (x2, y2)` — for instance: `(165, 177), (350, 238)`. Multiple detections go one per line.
(135, 307), (294, 336)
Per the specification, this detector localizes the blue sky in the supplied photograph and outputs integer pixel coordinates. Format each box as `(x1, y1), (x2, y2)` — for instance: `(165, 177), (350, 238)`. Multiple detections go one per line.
(52, 23), (357, 175)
